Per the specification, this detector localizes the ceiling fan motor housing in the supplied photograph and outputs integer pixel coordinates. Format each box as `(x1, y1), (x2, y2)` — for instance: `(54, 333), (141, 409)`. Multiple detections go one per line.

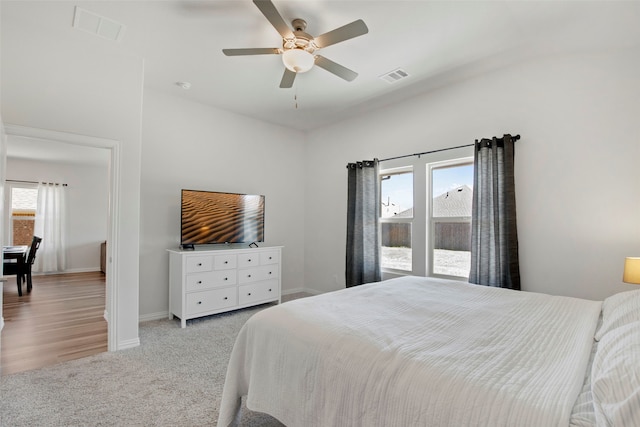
(283, 19), (317, 54)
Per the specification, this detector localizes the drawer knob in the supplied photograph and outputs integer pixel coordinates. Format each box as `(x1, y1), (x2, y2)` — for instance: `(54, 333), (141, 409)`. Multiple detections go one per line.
(197, 263), (202, 266)
(268, 271), (272, 275)
(224, 261), (228, 264)
(224, 277), (228, 281)
(269, 256), (272, 260)
(248, 292), (251, 296)
(197, 281), (202, 284)
(248, 274), (251, 278)
(268, 288), (272, 292)
(248, 259), (252, 262)
(224, 297), (228, 300)
(197, 301), (202, 305)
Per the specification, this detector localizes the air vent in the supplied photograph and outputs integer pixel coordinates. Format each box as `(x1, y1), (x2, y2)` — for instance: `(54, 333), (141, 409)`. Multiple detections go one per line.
(379, 68), (410, 84)
(73, 6), (126, 42)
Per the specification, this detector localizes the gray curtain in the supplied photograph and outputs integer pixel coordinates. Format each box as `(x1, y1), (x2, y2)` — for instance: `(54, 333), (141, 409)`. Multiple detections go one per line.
(469, 135), (520, 290)
(346, 159), (381, 287)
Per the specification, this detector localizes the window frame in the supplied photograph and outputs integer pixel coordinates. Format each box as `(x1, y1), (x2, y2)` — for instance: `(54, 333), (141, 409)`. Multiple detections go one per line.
(427, 157), (474, 280)
(4, 182), (38, 246)
(379, 166), (414, 274)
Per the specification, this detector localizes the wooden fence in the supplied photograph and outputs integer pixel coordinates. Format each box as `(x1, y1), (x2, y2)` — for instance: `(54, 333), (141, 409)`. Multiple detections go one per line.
(382, 223), (411, 248)
(434, 222), (471, 251)
(382, 221), (471, 251)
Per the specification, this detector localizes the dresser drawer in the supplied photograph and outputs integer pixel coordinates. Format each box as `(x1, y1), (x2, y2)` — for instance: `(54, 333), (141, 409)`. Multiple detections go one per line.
(186, 288), (237, 314)
(186, 270), (237, 292)
(237, 253), (260, 268)
(214, 254), (237, 270)
(239, 280), (279, 305)
(185, 255), (213, 273)
(260, 250), (280, 265)
(237, 265), (279, 284)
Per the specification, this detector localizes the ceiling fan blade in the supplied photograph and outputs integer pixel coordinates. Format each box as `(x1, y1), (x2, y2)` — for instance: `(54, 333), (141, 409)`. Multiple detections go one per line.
(279, 68), (296, 88)
(314, 19), (368, 48)
(253, 0), (294, 39)
(314, 55), (358, 82)
(223, 48), (280, 56)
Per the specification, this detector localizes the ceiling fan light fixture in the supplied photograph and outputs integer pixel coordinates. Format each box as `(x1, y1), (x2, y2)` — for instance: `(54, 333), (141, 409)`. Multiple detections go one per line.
(282, 49), (314, 73)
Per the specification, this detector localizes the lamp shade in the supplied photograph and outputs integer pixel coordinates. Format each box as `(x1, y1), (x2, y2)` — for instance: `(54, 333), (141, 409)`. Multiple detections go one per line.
(282, 49), (314, 73)
(623, 257), (640, 284)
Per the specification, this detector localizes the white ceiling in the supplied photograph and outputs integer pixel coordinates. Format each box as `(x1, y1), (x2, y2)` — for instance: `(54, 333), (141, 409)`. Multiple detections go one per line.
(4, 0), (640, 162)
(6, 135), (110, 166)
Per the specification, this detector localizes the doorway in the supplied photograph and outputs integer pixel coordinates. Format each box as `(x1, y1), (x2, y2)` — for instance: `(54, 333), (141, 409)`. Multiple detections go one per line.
(2, 125), (120, 354)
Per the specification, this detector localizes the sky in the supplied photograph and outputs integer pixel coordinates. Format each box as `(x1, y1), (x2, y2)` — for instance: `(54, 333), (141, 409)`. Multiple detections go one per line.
(432, 164), (474, 197)
(381, 164), (473, 213)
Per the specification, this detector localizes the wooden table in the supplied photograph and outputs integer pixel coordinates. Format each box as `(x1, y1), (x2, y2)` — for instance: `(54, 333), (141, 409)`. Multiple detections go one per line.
(3, 245), (29, 294)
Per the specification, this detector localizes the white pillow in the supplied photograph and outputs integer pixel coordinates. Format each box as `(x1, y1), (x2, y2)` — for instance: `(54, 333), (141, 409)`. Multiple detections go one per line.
(595, 289), (640, 341)
(591, 321), (640, 427)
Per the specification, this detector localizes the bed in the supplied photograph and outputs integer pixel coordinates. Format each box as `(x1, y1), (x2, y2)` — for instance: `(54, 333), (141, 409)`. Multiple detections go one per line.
(218, 276), (640, 427)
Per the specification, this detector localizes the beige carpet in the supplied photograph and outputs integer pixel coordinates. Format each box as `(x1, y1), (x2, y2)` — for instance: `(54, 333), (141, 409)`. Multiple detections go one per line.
(0, 303), (288, 426)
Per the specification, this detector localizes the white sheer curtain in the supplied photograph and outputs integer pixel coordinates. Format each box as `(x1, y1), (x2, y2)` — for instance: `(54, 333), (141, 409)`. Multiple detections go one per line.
(34, 183), (67, 273)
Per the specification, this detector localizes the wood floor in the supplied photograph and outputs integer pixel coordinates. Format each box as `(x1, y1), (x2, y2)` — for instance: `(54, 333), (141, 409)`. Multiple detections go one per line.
(1, 271), (107, 376)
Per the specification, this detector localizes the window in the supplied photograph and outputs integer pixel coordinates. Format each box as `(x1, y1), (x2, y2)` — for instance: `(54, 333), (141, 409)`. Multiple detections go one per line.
(379, 146), (474, 281)
(9, 184), (38, 246)
(380, 169), (413, 271)
(429, 160), (473, 278)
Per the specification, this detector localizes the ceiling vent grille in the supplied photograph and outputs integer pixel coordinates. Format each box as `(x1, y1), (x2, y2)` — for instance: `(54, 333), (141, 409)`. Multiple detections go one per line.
(73, 6), (126, 42)
(379, 68), (410, 84)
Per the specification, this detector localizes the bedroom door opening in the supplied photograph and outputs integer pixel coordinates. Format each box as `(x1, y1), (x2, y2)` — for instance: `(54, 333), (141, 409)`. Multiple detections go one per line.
(2, 125), (121, 354)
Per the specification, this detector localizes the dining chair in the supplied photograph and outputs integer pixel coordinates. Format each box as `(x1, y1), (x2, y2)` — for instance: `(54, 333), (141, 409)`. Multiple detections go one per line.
(3, 236), (42, 296)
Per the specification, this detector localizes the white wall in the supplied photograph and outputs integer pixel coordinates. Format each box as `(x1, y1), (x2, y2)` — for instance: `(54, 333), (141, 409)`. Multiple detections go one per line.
(305, 49), (640, 301)
(1, 2), (144, 349)
(138, 90), (306, 319)
(5, 157), (108, 273)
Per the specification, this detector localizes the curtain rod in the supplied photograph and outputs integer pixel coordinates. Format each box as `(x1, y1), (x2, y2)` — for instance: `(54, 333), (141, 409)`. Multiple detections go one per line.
(6, 179), (68, 186)
(379, 134), (520, 163)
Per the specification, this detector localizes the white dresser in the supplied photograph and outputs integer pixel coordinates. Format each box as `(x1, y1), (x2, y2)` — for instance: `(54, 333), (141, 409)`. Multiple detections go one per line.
(168, 246), (282, 328)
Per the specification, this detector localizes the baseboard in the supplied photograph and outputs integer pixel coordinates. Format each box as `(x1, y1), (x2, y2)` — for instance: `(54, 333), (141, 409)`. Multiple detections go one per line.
(303, 288), (324, 296)
(282, 288), (324, 295)
(65, 267), (102, 273)
(283, 287), (323, 296)
(139, 311), (169, 322)
(33, 267), (102, 276)
(117, 337), (140, 350)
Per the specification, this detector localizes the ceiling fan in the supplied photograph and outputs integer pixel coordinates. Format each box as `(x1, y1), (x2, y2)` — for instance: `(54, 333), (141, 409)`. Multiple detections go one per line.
(222, 0), (369, 88)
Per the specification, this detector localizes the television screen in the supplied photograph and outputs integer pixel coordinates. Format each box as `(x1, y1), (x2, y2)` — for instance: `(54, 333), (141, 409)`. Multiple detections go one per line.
(181, 190), (265, 245)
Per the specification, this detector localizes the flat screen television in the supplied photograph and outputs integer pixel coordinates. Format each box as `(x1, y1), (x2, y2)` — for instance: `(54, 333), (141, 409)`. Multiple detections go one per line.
(180, 189), (265, 246)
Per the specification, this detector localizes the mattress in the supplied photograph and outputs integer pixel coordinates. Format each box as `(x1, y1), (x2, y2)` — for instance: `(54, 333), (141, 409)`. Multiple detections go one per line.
(219, 276), (602, 427)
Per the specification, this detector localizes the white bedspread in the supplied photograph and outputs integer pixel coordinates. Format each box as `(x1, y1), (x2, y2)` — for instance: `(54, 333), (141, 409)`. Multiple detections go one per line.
(218, 276), (602, 427)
